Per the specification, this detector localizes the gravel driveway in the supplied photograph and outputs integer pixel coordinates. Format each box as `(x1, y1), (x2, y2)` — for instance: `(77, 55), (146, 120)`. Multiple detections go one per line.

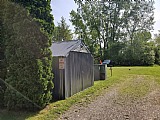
(57, 75), (160, 120)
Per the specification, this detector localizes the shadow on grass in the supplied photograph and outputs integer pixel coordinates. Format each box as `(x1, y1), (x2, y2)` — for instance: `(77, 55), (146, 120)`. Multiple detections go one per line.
(0, 108), (37, 120)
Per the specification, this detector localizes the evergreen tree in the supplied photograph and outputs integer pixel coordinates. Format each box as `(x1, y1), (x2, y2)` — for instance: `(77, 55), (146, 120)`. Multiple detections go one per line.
(11, 0), (54, 37)
(1, 0), (55, 108)
(0, 1), (7, 108)
(53, 17), (72, 41)
(2, 1), (53, 110)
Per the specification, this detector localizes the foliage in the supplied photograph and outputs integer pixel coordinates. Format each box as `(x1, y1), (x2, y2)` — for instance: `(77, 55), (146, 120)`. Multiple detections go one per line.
(154, 30), (160, 65)
(70, 1), (104, 60)
(11, 0), (54, 38)
(71, 0), (155, 65)
(2, 1), (53, 110)
(155, 46), (160, 65)
(118, 31), (155, 66)
(53, 17), (72, 41)
(155, 30), (160, 45)
(1, 0), (55, 108)
(123, 0), (154, 45)
(0, 1), (7, 108)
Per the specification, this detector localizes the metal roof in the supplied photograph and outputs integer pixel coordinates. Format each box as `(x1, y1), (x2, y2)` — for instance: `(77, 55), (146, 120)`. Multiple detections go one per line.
(51, 40), (90, 57)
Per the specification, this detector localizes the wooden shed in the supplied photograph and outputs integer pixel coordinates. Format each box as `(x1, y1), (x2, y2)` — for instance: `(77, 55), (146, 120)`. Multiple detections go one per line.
(51, 40), (94, 100)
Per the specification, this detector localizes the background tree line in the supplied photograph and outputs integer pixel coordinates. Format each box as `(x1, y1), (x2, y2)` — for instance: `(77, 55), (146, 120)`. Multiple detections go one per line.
(70, 0), (160, 66)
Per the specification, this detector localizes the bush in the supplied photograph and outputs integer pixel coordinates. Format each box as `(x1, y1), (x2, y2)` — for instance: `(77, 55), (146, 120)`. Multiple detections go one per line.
(0, 79), (6, 108)
(2, 1), (53, 110)
(0, 3), (7, 108)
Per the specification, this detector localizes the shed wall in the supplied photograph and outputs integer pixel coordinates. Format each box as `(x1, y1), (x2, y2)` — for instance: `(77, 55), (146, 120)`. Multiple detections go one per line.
(66, 51), (94, 97)
(52, 51), (94, 100)
(52, 57), (65, 100)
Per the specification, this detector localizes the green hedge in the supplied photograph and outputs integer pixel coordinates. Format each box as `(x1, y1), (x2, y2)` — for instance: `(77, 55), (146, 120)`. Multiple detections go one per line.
(1, 1), (53, 110)
(0, 3), (7, 108)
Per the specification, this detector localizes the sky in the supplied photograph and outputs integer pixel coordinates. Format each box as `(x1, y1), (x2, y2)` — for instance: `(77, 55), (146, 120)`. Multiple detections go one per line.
(51, 0), (77, 30)
(153, 0), (160, 35)
(51, 0), (160, 36)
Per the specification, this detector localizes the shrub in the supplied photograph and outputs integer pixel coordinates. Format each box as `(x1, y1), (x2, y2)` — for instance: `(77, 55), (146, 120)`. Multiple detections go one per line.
(2, 1), (53, 110)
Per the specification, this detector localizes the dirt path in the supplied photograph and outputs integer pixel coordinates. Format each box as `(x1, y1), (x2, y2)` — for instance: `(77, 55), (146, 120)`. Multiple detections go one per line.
(57, 75), (160, 120)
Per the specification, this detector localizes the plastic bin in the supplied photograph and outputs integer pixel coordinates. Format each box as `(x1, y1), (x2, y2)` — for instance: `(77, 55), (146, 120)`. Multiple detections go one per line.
(94, 64), (107, 80)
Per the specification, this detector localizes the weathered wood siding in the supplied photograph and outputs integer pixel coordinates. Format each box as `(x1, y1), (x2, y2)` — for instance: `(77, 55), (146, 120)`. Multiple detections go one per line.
(52, 57), (65, 100)
(52, 51), (94, 100)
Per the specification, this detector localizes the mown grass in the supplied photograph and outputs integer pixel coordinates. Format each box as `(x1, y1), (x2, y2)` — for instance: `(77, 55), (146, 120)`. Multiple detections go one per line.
(27, 67), (126, 120)
(119, 75), (153, 100)
(116, 66), (160, 102)
(0, 66), (159, 120)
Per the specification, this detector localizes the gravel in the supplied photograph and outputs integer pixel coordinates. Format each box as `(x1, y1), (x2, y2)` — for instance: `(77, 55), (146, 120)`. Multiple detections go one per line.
(57, 75), (160, 120)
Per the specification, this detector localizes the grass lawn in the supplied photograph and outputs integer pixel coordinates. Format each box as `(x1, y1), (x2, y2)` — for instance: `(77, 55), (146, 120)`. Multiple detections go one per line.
(0, 66), (160, 120)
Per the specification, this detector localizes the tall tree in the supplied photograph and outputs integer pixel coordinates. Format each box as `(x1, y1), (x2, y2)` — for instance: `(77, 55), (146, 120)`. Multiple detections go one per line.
(122, 0), (154, 45)
(70, 0), (104, 60)
(1, 1), (53, 110)
(71, 0), (155, 64)
(101, 0), (129, 59)
(71, 0), (129, 60)
(11, 0), (54, 37)
(53, 17), (72, 41)
(1, 0), (54, 79)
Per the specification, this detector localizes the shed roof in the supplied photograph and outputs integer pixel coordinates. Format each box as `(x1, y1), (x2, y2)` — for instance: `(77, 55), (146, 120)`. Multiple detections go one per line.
(51, 40), (90, 57)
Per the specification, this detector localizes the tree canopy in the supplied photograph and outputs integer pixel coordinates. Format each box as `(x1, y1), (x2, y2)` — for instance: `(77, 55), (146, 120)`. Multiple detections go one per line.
(11, 0), (54, 38)
(71, 0), (155, 65)
(53, 17), (73, 41)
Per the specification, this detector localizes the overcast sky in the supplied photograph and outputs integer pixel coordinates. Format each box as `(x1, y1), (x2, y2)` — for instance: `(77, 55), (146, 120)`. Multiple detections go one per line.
(51, 0), (160, 36)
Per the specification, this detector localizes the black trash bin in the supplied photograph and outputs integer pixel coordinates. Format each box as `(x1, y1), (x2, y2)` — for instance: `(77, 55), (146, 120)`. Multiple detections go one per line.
(94, 64), (107, 80)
